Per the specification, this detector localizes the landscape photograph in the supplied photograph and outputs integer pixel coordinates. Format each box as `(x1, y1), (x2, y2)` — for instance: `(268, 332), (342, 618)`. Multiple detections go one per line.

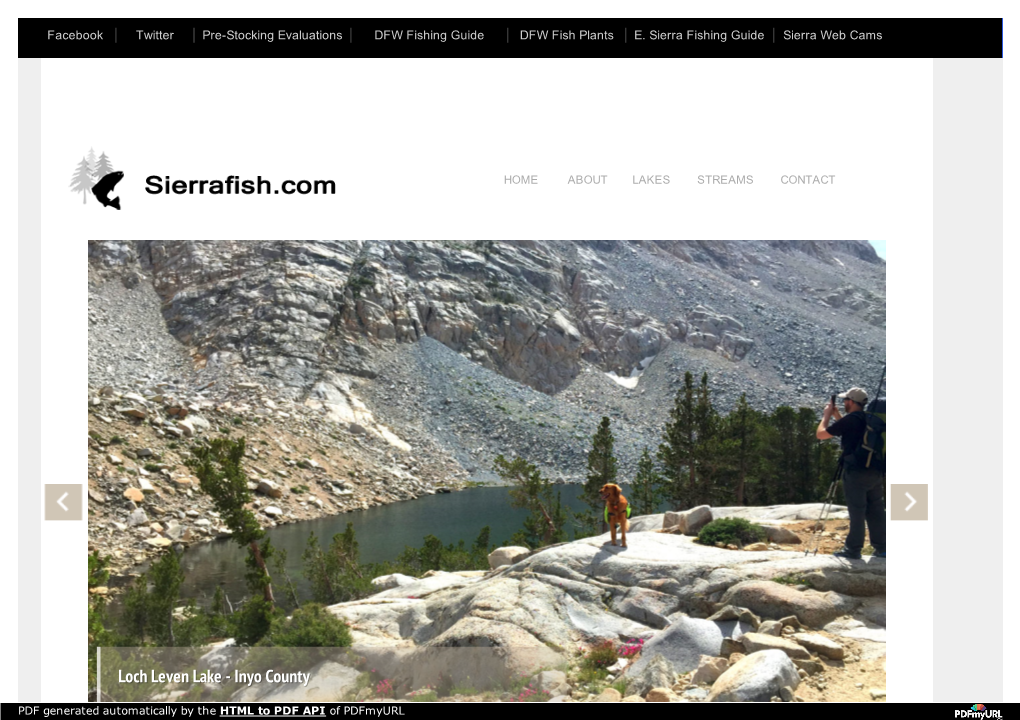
(87, 240), (887, 703)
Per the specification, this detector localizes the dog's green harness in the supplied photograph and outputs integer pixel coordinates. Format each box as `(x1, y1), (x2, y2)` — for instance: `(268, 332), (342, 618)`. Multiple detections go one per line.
(605, 504), (632, 523)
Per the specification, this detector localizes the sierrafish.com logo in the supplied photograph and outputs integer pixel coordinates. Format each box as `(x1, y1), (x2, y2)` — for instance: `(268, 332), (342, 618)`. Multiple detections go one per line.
(956, 705), (1002, 719)
(70, 147), (123, 210)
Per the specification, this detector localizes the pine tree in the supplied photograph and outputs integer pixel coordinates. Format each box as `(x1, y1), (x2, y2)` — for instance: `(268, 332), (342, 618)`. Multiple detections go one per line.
(767, 406), (799, 504)
(815, 436), (843, 504)
(88, 551), (113, 688)
(121, 550), (186, 646)
(725, 394), (761, 506)
(658, 371), (697, 508)
(87, 148), (98, 175)
(147, 550), (185, 646)
(301, 524), (373, 605)
(70, 157), (95, 203)
(270, 547), (300, 610)
(187, 438), (274, 607)
(493, 455), (568, 547)
(630, 447), (664, 514)
(95, 151), (114, 179)
(580, 417), (618, 536)
(691, 372), (725, 505)
(795, 408), (820, 502)
(302, 532), (336, 605)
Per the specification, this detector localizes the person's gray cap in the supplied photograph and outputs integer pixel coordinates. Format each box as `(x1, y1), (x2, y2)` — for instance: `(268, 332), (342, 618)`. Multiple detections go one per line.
(838, 387), (868, 403)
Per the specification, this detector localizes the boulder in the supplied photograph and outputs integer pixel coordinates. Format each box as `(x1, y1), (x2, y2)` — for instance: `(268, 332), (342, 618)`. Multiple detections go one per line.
(719, 580), (859, 628)
(533, 670), (568, 695)
(487, 546), (530, 569)
(371, 573), (417, 591)
(622, 653), (674, 698)
(627, 514), (664, 533)
(744, 543), (768, 551)
(802, 570), (886, 597)
(707, 605), (761, 629)
(707, 650), (800, 702)
(823, 618), (886, 643)
(720, 638), (745, 656)
(690, 655), (729, 685)
(762, 525), (802, 544)
(663, 505), (713, 536)
(126, 508), (148, 527)
(792, 658), (824, 675)
(123, 488), (144, 503)
(257, 479), (284, 499)
(739, 632), (812, 660)
(187, 415), (211, 433)
(263, 506), (283, 518)
(623, 616), (751, 684)
(757, 620), (783, 636)
(595, 688), (622, 702)
(645, 687), (679, 702)
(792, 633), (845, 660)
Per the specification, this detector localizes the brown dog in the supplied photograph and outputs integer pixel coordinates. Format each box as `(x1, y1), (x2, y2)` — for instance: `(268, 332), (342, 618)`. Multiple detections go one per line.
(599, 483), (630, 548)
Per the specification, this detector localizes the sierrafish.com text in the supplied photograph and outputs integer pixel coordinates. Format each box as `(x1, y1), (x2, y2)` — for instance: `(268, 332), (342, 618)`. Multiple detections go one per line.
(145, 176), (336, 196)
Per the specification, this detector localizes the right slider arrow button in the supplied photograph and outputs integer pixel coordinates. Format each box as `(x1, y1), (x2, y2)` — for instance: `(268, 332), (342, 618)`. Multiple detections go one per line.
(891, 484), (928, 520)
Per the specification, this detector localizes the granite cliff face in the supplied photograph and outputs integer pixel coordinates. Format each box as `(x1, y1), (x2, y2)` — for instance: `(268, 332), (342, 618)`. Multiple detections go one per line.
(89, 240), (885, 486)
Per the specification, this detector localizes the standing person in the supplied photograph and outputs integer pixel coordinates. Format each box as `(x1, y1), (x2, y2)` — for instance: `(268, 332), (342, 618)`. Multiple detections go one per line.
(816, 387), (887, 559)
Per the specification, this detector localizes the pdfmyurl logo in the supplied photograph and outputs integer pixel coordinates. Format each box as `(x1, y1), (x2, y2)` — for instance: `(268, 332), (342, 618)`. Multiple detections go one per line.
(70, 147), (123, 210)
(956, 706), (1002, 719)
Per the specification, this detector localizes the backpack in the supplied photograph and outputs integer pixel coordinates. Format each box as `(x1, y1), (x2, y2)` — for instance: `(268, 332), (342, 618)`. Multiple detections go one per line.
(851, 398), (886, 472)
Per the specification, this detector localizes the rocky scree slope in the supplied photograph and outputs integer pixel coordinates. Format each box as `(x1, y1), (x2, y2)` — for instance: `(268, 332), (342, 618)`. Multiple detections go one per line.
(89, 240), (885, 487)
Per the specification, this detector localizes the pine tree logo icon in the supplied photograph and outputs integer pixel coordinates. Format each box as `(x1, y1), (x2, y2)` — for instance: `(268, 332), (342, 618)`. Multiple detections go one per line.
(71, 148), (122, 210)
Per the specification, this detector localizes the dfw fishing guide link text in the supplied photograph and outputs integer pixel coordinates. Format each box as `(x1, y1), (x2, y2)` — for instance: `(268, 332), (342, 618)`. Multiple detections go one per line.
(145, 176), (336, 196)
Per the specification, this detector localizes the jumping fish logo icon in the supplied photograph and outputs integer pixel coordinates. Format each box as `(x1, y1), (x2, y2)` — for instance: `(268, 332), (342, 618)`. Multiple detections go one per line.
(92, 170), (124, 210)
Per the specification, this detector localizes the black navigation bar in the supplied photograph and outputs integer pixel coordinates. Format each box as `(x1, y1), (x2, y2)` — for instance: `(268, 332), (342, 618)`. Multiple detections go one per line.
(19, 18), (1003, 58)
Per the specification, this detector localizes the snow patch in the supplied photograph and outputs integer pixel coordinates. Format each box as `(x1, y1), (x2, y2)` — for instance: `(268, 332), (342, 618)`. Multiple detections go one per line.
(605, 355), (656, 389)
(605, 372), (639, 389)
